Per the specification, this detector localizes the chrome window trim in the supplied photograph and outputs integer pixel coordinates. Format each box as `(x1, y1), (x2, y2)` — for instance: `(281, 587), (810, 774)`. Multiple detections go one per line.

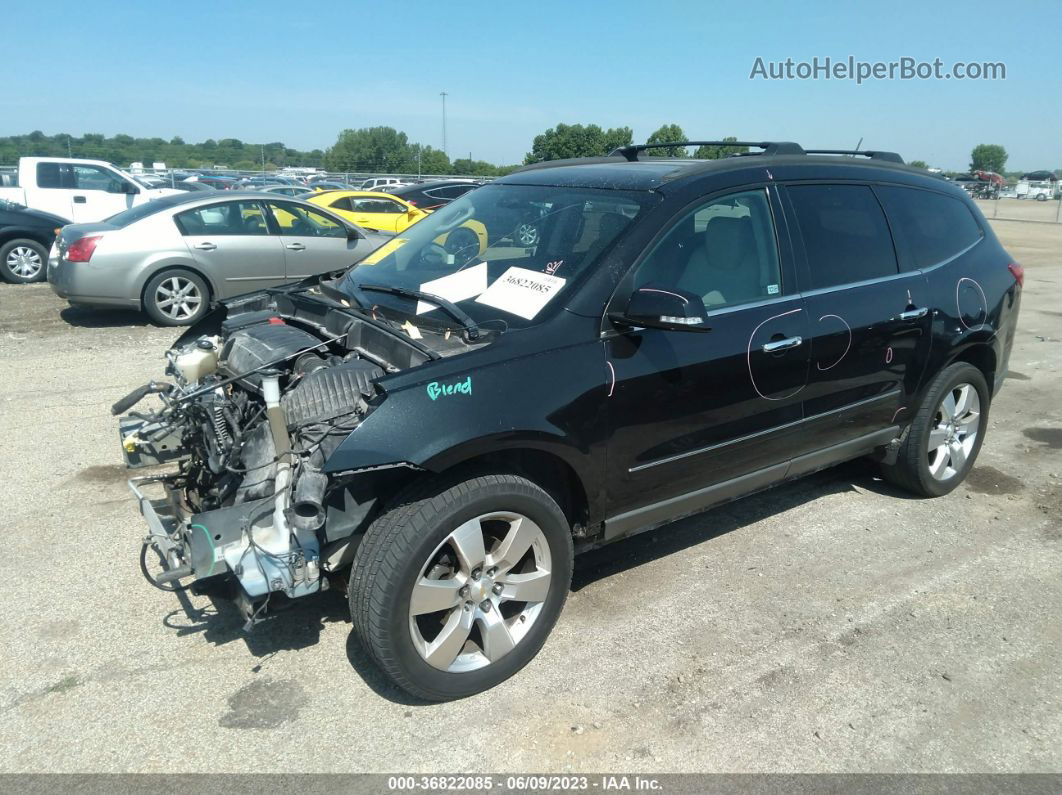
(916, 235), (983, 274)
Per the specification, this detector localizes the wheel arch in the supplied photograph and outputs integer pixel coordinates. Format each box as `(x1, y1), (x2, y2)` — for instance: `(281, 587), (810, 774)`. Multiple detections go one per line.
(137, 261), (217, 310)
(947, 341), (998, 397)
(0, 230), (52, 250)
(435, 447), (591, 536)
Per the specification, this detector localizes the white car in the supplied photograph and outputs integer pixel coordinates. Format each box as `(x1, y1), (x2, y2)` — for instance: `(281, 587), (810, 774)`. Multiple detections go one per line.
(0, 157), (180, 223)
(357, 177), (405, 191)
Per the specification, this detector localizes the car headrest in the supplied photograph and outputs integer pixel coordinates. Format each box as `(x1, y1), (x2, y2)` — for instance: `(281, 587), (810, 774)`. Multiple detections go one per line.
(702, 216), (756, 271)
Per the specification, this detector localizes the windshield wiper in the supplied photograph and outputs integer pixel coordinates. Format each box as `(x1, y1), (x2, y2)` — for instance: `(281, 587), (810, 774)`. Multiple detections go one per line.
(352, 282), (481, 341)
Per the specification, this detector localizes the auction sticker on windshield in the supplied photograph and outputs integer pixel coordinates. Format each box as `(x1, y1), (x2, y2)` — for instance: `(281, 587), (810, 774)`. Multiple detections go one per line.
(416, 262), (488, 314)
(475, 266), (566, 320)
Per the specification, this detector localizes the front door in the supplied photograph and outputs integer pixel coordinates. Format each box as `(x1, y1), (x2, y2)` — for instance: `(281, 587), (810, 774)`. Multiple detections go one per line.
(265, 201), (362, 279)
(603, 187), (809, 539)
(69, 164), (135, 222)
(174, 200), (287, 295)
(348, 196), (415, 233)
(781, 184), (932, 452)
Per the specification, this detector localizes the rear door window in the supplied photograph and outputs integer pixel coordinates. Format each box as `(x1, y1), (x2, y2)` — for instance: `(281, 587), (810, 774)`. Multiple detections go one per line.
(787, 184), (898, 290)
(175, 201), (269, 236)
(875, 186), (983, 269)
(37, 162), (72, 189)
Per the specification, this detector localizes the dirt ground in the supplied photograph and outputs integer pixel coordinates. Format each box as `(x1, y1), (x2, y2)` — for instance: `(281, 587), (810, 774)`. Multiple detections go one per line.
(0, 218), (1058, 773)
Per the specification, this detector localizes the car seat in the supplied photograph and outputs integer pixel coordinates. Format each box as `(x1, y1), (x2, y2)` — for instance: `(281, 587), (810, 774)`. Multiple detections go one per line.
(678, 216), (763, 306)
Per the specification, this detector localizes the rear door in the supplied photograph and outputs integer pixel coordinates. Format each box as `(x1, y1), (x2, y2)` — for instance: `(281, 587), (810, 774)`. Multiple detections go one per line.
(175, 200), (287, 294)
(265, 201), (362, 279)
(781, 183), (932, 456)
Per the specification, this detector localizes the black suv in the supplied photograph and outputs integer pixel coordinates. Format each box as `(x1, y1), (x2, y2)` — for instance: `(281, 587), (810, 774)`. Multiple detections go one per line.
(382, 180), (483, 210)
(119, 141), (1022, 701)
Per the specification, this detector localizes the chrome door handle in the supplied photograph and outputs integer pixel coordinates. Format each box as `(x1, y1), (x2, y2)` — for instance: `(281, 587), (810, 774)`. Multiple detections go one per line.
(895, 307), (929, 321)
(285, 243), (306, 251)
(762, 336), (803, 353)
(193, 242), (217, 250)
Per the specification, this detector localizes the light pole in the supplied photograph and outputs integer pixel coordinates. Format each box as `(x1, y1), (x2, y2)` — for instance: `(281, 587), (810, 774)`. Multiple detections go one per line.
(440, 90), (448, 157)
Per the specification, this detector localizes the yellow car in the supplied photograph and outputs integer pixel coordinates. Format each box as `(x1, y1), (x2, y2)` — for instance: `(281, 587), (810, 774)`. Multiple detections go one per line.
(306, 190), (428, 234)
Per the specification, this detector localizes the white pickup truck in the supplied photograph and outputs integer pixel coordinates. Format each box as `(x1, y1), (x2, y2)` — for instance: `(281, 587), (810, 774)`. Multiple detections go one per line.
(0, 157), (180, 223)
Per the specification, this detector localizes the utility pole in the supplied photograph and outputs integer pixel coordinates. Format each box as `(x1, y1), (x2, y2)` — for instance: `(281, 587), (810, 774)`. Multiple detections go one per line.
(440, 90), (448, 157)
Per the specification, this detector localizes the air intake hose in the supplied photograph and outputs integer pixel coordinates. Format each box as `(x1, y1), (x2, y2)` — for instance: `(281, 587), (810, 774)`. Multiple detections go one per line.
(292, 467), (328, 531)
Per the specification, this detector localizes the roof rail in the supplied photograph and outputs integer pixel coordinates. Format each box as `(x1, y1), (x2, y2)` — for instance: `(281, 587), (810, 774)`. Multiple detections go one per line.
(609, 141), (805, 161)
(803, 149), (905, 164)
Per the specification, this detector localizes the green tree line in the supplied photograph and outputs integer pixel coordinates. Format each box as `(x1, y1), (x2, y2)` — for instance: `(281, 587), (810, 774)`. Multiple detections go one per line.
(15, 124), (999, 177)
(0, 130), (326, 170)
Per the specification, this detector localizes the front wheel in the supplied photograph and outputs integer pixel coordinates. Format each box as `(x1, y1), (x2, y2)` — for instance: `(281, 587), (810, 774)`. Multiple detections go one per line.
(881, 362), (989, 497)
(349, 473), (573, 701)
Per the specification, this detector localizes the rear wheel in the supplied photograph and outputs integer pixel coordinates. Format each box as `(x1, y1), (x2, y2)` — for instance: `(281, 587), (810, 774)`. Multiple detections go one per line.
(349, 473), (573, 701)
(0, 238), (48, 283)
(881, 362), (989, 496)
(143, 268), (209, 326)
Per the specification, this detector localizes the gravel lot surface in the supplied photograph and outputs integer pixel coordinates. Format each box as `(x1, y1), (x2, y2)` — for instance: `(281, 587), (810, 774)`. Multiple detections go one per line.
(0, 219), (1059, 773)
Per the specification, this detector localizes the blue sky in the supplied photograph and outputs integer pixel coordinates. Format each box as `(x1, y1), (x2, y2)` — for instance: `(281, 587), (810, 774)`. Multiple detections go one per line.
(4, 0), (1059, 170)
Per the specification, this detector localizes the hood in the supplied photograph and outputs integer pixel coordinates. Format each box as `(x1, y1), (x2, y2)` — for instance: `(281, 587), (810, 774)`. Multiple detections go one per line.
(147, 188), (183, 198)
(6, 205), (71, 227)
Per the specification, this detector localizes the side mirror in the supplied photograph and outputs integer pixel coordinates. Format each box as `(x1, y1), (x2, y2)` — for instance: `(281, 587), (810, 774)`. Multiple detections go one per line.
(609, 286), (710, 332)
(346, 225), (361, 241)
(124, 182), (140, 194)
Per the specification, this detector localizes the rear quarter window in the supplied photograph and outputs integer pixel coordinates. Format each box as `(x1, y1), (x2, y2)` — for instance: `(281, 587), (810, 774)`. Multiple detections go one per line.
(787, 184), (898, 290)
(875, 185), (983, 269)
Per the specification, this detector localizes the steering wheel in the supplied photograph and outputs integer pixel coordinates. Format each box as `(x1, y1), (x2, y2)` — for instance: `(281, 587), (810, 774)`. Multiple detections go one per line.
(417, 242), (449, 270)
(442, 227), (480, 266)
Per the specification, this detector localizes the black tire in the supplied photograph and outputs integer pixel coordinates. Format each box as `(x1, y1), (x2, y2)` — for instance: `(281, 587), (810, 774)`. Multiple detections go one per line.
(142, 268), (210, 326)
(1036, 194), (1047, 202)
(881, 362), (989, 497)
(349, 473), (574, 701)
(0, 238), (49, 284)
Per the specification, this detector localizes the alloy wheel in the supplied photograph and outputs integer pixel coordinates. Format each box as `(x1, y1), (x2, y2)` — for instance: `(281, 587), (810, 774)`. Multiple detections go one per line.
(154, 276), (202, 321)
(6, 246), (43, 279)
(408, 511), (553, 673)
(927, 383), (981, 481)
(515, 223), (539, 247)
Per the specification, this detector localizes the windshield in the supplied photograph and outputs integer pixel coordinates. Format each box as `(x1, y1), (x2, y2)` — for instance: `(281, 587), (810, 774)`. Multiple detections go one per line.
(337, 183), (652, 331)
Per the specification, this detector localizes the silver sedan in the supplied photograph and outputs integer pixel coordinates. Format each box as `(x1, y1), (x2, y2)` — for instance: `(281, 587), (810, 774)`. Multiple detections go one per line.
(48, 191), (391, 325)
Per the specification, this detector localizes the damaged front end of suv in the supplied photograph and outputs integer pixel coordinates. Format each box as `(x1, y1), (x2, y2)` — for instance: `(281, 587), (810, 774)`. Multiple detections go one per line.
(118, 286), (448, 628)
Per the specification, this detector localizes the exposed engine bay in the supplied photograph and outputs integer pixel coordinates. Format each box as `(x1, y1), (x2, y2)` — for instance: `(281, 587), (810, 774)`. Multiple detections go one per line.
(118, 290), (468, 628)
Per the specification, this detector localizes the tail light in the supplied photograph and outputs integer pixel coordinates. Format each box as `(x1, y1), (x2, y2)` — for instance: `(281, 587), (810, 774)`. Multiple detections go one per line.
(406, 200), (417, 206)
(67, 235), (101, 263)
(1008, 263), (1024, 287)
